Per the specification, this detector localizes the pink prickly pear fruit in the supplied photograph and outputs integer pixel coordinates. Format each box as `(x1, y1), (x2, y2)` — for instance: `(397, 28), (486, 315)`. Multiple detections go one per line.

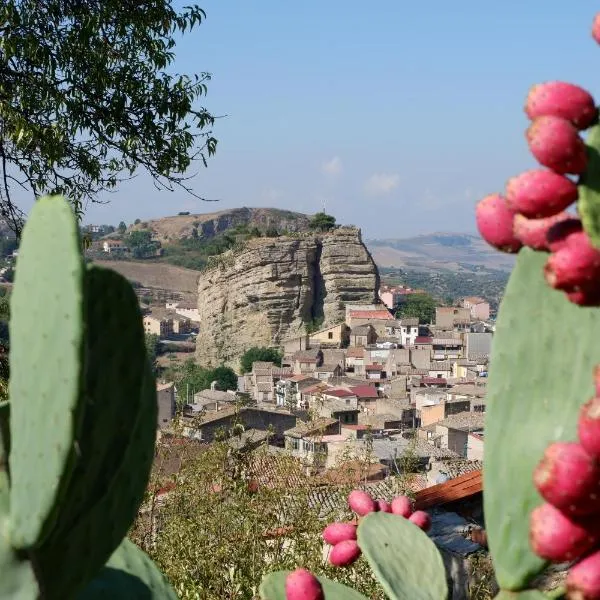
(566, 284), (600, 307)
(408, 510), (432, 532)
(533, 442), (600, 515)
(525, 81), (597, 130)
(526, 116), (588, 175)
(593, 13), (600, 45)
(506, 169), (578, 218)
(578, 397), (600, 460)
(475, 194), (522, 253)
(322, 522), (357, 546)
(347, 489), (376, 516)
(513, 212), (574, 252)
(328, 540), (361, 567)
(377, 499), (392, 513)
(544, 230), (600, 291)
(529, 503), (600, 562)
(546, 217), (583, 253)
(391, 495), (414, 518)
(285, 568), (325, 600)
(566, 548), (600, 600)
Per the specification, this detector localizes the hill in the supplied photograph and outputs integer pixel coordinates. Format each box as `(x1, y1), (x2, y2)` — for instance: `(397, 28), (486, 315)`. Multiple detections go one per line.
(365, 232), (516, 272)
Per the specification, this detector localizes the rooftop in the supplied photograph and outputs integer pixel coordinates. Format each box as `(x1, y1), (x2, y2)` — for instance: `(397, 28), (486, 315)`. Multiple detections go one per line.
(349, 309), (392, 320)
(349, 385), (379, 399)
(414, 470), (482, 510)
(284, 418), (338, 438)
(438, 412), (486, 432)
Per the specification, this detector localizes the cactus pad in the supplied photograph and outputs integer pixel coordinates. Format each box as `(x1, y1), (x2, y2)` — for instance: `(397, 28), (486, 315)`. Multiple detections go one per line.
(0, 532), (38, 599)
(76, 539), (177, 599)
(8, 195), (85, 549)
(259, 570), (369, 600)
(357, 512), (448, 600)
(484, 248), (600, 590)
(578, 121), (600, 248)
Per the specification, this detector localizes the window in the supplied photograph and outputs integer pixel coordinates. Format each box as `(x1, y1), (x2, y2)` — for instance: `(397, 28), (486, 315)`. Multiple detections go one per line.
(289, 438), (299, 450)
(328, 332), (333, 339)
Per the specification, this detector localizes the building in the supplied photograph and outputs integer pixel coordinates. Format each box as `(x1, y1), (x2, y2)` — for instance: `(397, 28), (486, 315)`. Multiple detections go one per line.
(378, 286), (423, 310)
(157, 381), (176, 429)
(165, 302), (200, 322)
(143, 310), (174, 337)
(350, 324), (376, 347)
(308, 323), (350, 348)
(399, 318), (419, 346)
(460, 297), (490, 322)
(435, 307), (471, 331)
(346, 307), (393, 336)
(463, 333), (493, 361)
(102, 239), (127, 254)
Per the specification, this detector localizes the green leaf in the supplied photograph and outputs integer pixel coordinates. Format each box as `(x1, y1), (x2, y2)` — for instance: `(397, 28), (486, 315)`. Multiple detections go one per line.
(357, 512), (448, 600)
(8, 195), (85, 549)
(77, 538), (177, 599)
(259, 570), (368, 600)
(484, 248), (600, 590)
(579, 122), (600, 248)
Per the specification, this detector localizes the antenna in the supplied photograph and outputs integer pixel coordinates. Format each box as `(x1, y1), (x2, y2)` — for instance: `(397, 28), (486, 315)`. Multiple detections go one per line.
(322, 197), (327, 214)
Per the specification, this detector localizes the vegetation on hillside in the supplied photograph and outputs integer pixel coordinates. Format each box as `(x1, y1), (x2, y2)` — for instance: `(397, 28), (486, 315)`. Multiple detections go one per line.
(309, 212), (337, 232)
(240, 347), (283, 374)
(394, 293), (437, 324)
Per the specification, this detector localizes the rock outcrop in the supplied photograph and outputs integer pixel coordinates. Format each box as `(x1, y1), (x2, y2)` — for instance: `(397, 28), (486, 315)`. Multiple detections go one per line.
(195, 227), (379, 368)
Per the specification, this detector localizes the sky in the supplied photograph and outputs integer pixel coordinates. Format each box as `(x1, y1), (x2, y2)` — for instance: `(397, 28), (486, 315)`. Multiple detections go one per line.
(42, 1), (600, 238)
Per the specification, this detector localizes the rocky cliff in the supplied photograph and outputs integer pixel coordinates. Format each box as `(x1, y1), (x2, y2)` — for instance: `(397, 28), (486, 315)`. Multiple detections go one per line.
(195, 226), (379, 367)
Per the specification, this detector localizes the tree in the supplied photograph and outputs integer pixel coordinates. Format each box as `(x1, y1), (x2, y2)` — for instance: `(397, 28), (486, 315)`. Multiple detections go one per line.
(174, 359), (238, 404)
(395, 293), (437, 324)
(239, 347), (283, 374)
(309, 212), (337, 232)
(117, 221), (127, 234)
(134, 218), (141, 225)
(0, 1), (218, 235)
(210, 365), (238, 391)
(144, 333), (160, 372)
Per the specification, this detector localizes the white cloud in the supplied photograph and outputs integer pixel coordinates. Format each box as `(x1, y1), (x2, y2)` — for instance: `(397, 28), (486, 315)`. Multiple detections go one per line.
(363, 173), (400, 196)
(321, 156), (343, 177)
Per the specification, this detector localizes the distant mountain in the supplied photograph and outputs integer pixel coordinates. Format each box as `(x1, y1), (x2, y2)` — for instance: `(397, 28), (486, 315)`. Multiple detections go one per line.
(365, 232), (516, 272)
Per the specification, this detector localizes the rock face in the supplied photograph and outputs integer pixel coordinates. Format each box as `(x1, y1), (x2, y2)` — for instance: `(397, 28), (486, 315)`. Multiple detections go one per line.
(196, 227), (379, 368)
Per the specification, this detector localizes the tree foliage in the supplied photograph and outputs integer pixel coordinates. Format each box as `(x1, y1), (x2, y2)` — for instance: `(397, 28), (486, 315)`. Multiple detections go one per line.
(0, 1), (218, 234)
(144, 333), (160, 372)
(172, 358), (238, 404)
(395, 293), (437, 324)
(240, 347), (283, 374)
(309, 212), (337, 232)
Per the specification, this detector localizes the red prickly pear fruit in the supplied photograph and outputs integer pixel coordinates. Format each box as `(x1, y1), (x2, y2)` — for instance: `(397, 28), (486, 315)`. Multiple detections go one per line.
(525, 81), (597, 130)
(544, 230), (600, 291)
(506, 169), (578, 218)
(408, 510), (432, 532)
(322, 522), (357, 546)
(391, 495), (414, 518)
(565, 548), (600, 600)
(529, 503), (600, 562)
(377, 499), (392, 513)
(546, 217), (583, 253)
(513, 212), (574, 252)
(347, 489), (376, 516)
(285, 568), (325, 600)
(329, 540), (361, 567)
(475, 194), (522, 253)
(593, 13), (600, 45)
(566, 285), (600, 307)
(579, 397), (600, 460)
(533, 442), (600, 515)
(526, 116), (588, 175)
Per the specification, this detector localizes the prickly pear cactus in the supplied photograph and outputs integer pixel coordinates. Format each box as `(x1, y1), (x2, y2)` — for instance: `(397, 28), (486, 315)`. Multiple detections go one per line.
(0, 195), (176, 599)
(578, 122), (600, 248)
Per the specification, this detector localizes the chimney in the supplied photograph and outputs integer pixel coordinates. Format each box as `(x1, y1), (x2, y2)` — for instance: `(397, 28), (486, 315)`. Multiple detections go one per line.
(210, 380), (217, 391)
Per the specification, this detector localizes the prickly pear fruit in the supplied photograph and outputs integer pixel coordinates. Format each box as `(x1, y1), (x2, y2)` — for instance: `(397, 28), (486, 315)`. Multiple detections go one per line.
(408, 510), (432, 532)
(322, 522), (357, 546)
(513, 212), (574, 251)
(579, 397), (600, 460)
(376, 499), (392, 513)
(506, 169), (578, 218)
(533, 442), (600, 515)
(566, 285), (600, 307)
(565, 548), (600, 600)
(391, 495), (414, 518)
(544, 230), (600, 291)
(285, 568), (325, 600)
(329, 540), (361, 567)
(476, 194), (522, 253)
(525, 81), (597, 130)
(546, 216), (583, 252)
(347, 490), (376, 516)
(526, 115), (588, 175)
(593, 13), (600, 45)
(529, 503), (600, 562)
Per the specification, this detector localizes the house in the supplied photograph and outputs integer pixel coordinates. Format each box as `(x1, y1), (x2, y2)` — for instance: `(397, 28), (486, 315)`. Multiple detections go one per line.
(347, 308), (392, 337)
(432, 337), (463, 360)
(157, 381), (176, 428)
(170, 312), (192, 334)
(435, 307), (471, 331)
(102, 239), (127, 254)
(284, 418), (341, 468)
(187, 389), (238, 413)
(365, 364), (385, 380)
(428, 412), (485, 459)
(420, 398), (472, 427)
(275, 374), (320, 409)
(319, 388), (360, 425)
(143, 309), (174, 337)
(451, 359), (478, 379)
(350, 324), (376, 347)
(460, 297), (490, 322)
(378, 286), (423, 310)
(308, 323), (350, 348)
(165, 302), (201, 322)
(428, 361), (453, 379)
(314, 363), (344, 380)
(463, 333), (493, 361)
(350, 384), (380, 412)
(413, 336), (434, 351)
(345, 346), (365, 374)
(293, 349), (324, 374)
(248, 362), (293, 404)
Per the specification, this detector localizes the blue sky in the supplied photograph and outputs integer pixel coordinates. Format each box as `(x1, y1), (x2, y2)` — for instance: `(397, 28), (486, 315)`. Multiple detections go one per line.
(75, 1), (600, 238)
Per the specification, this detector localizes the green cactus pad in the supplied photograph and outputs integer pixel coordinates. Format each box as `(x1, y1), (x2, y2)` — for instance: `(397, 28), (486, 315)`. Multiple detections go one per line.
(0, 531), (38, 599)
(484, 248), (600, 590)
(76, 538), (177, 599)
(36, 361), (157, 599)
(259, 570), (368, 600)
(578, 122), (600, 248)
(44, 265), (148, 536)
(8, 195), (85, 549)
(357, 512), (448, 600)
(495, 591), (548, 600)
(0, 400), (10, 515)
